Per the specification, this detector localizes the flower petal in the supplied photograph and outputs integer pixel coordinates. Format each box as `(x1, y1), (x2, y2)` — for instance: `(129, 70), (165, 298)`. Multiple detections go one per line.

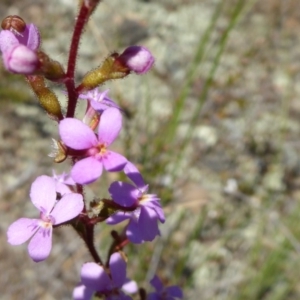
(81, 262), (111, 291)
(72, 283), (94, 300)
(102, 151), (127, 172)
(110, 253), (126, 288)
(59, 118), (98, 150)
(137, 207), (160, 242)
(150, 275), (164, 292)
(122, 279), (138, 294)
(126, 220), (143, 244)
(109, 181), (138, 207)
(71, 157), (103, 184)
(28, 227), (52, 262)
(106, 212), (130, 225)
(124, 161), (146, 189)
(0, 30), (18, 53)
(30, 175), (56, 213)
(98, 108), (122, 146)
(51, 193), (83, 225)
(23, 24), (40, 50)
(7, 218), (39, 245)
(166, 286), (183, 298)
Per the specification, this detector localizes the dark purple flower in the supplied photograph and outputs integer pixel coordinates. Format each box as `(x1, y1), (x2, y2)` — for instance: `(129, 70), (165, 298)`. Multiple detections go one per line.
(147, 276), (183, 300)
(7, 175), (83, 262)
(73, 252), (137, 300)
(59, 108), (127, 184)
(107, 162), (165, 244)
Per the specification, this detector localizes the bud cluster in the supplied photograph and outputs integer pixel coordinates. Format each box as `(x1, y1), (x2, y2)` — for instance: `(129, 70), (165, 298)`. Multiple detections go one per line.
(0, 1), (182, 300)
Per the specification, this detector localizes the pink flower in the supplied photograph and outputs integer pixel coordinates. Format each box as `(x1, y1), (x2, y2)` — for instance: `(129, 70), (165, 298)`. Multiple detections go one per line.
(7, 175), (83, 262)
(3, 44), (39, 74)
(0, 23), (40, 74)
(59, 108), (127, 185)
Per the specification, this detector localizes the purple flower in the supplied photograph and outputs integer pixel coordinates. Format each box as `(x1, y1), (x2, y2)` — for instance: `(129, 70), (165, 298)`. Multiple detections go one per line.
(79, 88), (121, 113)
(147, 276), (183, 300)
(107, 162), (165, 244)
(73, 252), (138, 300)
(7, 175), (83, 262)
(59, 108), (127, 185)
(117, 46), (154, 74)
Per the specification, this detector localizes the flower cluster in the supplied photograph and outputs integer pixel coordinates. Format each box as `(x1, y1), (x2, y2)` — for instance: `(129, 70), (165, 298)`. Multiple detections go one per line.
(1, 2), (182, 299)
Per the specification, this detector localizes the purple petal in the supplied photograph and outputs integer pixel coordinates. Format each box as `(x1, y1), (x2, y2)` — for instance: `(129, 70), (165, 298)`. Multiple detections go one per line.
(23, 24), (40, 50)
(0, 30), (19, 53)
(110, 253), (126, 288)
(30, 175), (57, 213)
(28, 227), (52, 262)
(81, 262), (111, 291)
(71, 157), (103, 184)
(122, 279), (138, 294)
(59, 118), (98, 150)
(147, 293), (160, 300)
(143, 201), (165, 223)
(124, 161), (145, 188)
(166, 286), (183, 298)
(126, 220), (143, 244)
(98, 108), (122, 146)
(150, 276), (164, 292)
(106, 212), (130, 225)
(7, 218), (39, 245)
(109, 181), (138, 207)
(102, 151), (127, 172)
(72, 283), (94, 300)
(51, 193), (83, 225)
(137, 207), (160, 242)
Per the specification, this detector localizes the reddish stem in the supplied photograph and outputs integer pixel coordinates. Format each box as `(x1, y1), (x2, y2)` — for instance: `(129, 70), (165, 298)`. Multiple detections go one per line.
(65, 4), (90, 118)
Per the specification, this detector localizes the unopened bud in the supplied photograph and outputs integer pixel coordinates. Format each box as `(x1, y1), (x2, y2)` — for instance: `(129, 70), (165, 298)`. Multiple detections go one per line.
(79, 55), (129, 92)
(27, 75), (63, 120)
(37, 51), (65, 81)
(116, 46), (154, 74)
(4, 44), (39, 74)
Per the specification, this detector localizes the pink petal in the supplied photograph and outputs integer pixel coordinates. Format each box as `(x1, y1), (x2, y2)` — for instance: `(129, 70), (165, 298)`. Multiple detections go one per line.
(0, 30), (18, 53)
(98, 108), (122, 146)
(28, 227), (52, 262)
(102, 151), (127, 172)
(59, 118), (98, 150)
(71, 157), (103, 184)
(81, 262), (111, 291)
(51, 193), (83, 224)
(7, 218), (39, 245)
(110, 253), (126, 287)
(30, 175), (56, 213)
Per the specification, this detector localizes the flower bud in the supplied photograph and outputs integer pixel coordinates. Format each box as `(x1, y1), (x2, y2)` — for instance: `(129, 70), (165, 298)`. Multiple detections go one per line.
(115, 46), (154, 74)
(4, 44), (39, 74)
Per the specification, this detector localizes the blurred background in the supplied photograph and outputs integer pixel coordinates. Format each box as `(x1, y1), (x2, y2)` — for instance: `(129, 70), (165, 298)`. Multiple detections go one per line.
(1, 0), (300, 299)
